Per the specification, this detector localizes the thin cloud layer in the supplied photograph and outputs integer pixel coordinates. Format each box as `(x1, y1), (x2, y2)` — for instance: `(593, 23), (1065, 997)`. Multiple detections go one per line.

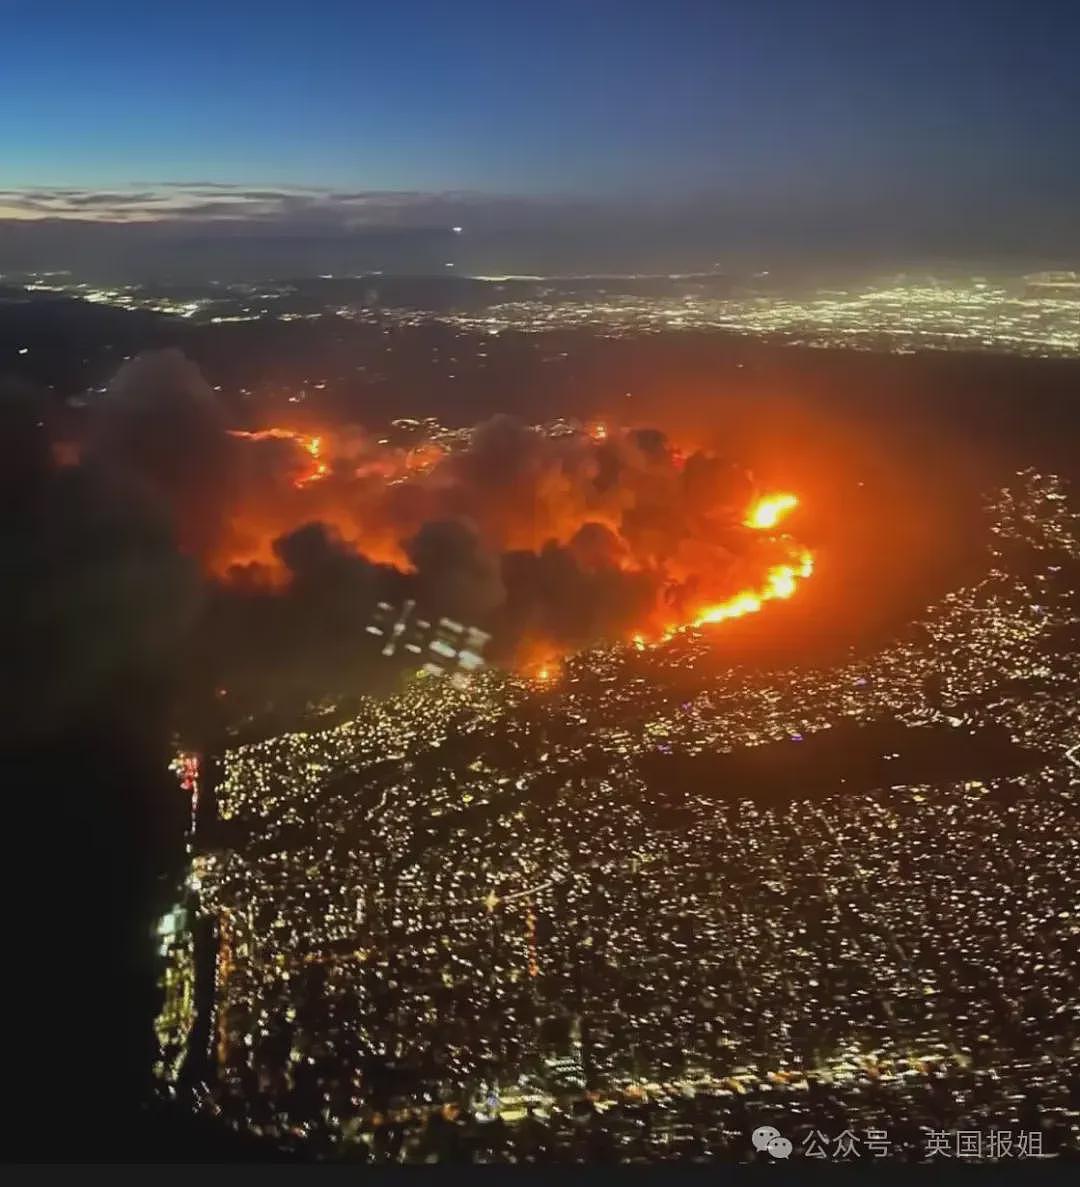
(1, 182), (1075, 280)
(0, 183), (513, 227)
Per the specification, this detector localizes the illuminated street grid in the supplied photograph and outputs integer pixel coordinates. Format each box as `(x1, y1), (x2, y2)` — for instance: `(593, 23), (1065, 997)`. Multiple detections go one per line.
(13, 274), (1080, 358)
(162, 472), (1080, 1160)
(430, 282), (1080, 357)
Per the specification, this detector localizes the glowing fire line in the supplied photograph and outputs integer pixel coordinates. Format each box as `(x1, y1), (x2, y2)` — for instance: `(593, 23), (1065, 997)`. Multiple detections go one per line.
(223, 428), (813, 681)
(530, 491), (813, 680)
(690, 548), (814, 627)
(691, 491), (810, 627)
(228, 428), (329, 488)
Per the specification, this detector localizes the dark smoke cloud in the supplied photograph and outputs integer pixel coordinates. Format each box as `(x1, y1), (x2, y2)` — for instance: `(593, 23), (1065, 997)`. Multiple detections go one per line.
(499, 542), (657, 651)
(1, 376), (208, 1160)
(1, 376), (201, 745)
(90, 348), (233, 559)
(407, 519), (506, 621)
(6, 349), (795, 729)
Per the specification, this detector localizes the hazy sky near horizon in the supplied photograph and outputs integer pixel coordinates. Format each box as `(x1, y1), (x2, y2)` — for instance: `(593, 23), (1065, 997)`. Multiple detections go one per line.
(1, 0), (1078, 269)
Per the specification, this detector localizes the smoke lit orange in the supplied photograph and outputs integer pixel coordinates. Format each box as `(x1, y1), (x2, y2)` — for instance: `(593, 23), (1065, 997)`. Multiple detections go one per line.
(214, 423), (815, 672)
(227, 428), (329, 488)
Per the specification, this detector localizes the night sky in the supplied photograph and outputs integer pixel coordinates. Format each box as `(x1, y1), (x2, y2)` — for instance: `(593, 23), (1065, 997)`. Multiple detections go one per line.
(2, 0), (1078, 271)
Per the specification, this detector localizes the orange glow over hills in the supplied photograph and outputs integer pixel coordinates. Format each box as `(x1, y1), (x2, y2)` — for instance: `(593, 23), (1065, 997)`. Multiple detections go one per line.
(214, 423), (814, 672)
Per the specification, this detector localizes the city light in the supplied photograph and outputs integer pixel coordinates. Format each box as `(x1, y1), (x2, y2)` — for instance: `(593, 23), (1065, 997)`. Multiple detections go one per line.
(156, 470), (1080, 1159)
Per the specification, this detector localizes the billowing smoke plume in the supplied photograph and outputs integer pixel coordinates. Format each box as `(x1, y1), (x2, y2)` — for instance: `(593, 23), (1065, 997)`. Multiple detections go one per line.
(17, 350), (810, 725)
(2, 366), (201, 744)
(89, 349), (234, 559)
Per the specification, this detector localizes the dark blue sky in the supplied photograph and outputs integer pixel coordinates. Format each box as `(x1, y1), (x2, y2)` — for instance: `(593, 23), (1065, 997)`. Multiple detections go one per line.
(2, 0), (1078, 269)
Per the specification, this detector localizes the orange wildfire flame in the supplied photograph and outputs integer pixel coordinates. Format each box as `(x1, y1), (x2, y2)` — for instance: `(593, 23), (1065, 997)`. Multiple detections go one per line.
(302, 435), (330, 485)
(744, 492), (798, 530)
(692, 491), (809, 626)
(218, 425), (815, 679)
(522, 651), (562, 684)
(690, 549), (814, 626)
(627, 490), (812, 650)
(228, 428), (330, 488)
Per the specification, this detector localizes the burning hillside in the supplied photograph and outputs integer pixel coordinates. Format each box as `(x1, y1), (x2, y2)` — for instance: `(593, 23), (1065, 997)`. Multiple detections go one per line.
(211, 410), (813, 654)
(41, 349), (816, 710)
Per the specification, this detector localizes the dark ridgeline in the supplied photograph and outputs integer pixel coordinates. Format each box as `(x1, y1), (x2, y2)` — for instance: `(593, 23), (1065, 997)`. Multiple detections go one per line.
(635, 719), (1048, 811)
